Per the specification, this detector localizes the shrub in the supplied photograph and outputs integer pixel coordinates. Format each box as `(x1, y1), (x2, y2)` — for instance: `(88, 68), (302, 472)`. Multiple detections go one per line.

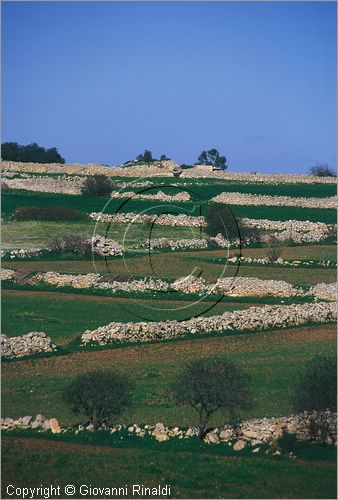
(81, 175), (114, 197)
(277, 430), (299, 453)
(264, 235), (283, 262)
(309, 164), (336, 177)
(204, 204), (258, 242)
(64, 370), (134, 430)
(292, 355), (337, 413)
(49, 234), (92, 255)
(170, 357), (251, 439)
(13, 206), (85, 221)
(1, 181), (9, 192)
(205, 204), (240, 241)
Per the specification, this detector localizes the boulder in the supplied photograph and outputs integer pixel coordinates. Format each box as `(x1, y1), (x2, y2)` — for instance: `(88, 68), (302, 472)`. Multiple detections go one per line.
(233, 440), (246, 451)
(50, 418), (61, 434)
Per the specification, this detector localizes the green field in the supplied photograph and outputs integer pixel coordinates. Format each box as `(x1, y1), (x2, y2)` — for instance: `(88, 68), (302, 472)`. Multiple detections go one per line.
(2, 324), (336, 425)
(2, 189), (337, 223)
(2, 435), (336, 499)
(2, 175), (336, 499)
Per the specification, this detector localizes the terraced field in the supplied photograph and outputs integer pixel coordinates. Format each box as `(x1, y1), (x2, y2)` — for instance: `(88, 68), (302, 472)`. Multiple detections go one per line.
(1, 166), (336, 499)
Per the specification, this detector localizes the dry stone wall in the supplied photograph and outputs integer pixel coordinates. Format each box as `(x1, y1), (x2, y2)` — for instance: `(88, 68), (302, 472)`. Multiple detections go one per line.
(2, 268), (335, 300)
(81, 302), (336, 345)
(2, 411), (336, 446)
(3, 161), (336, 184)
(1, 332), (55, 358)
(212, 192), (336, 209)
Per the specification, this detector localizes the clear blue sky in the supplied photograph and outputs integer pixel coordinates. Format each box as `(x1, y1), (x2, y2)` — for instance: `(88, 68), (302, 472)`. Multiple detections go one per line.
(2, 1), (336, 173)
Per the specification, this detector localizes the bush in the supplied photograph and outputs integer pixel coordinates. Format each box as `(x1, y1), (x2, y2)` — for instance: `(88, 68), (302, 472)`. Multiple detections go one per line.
(1, 181), (9, 192)
(293, 355), (337, 413)
(81, 175), (114, 197)
(49, 234), (92, 256)
(64, 370), (134, 430)
(204, 204), (259, 243)
(264, 236), (283, 262)
(309, 164), (336, 177)
(205, 204), (241, 241)
(13, 206), (85, 221)
(277, 430), (299, 453)
(170, 357), (251, 439)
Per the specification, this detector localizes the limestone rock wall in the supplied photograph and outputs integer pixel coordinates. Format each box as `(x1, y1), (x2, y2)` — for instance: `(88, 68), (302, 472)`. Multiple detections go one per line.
(1, 332), (55, 358)
(81, 302), (337, 345)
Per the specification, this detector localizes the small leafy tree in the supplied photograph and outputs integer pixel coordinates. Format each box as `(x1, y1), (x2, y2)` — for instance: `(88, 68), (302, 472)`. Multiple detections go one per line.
(309, 164), (336, 177)
(64, 370), (134, 430)
(204, 204), (242, 242)
(293, 355), (337, 412)
(81, 175), (114, 196)
(170, 357), (251, 439)
(264, 235), (283, 262)
(197, 149), (227, 170)
(292, 355), (337, 443)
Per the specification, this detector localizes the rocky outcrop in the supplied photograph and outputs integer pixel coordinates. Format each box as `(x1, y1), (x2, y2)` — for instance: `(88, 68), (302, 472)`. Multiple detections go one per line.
(212, 192), (336, 209)
(1, 332), (56, 358)
(81, 302), (337, 345)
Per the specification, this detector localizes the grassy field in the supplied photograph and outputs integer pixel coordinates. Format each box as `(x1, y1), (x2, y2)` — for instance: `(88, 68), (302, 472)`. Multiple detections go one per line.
(2, 435), (336, 499)
(2, 324), (336, 425)
(2, 190), (337, 223)
(2, 289), (266, 342)
(5, 252), (335, 284)
(2, 177), (336, 499)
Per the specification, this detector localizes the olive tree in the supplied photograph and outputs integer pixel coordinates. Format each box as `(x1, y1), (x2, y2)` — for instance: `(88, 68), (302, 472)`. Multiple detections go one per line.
(81, 175), (114, 196)
(64, 370), (134, 430)
(292, 355), (337, 443)
(204, 204), (260, 243)
(170, 357), (252, 439)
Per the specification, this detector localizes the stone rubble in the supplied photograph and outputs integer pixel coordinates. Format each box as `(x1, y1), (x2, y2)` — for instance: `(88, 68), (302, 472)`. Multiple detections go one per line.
(212, 192), (336, 209)
(227, 255), (336, 268)
(3, 174), (83, 195)
(3, 267), (335, 301)
(1, 332), (56, 358)
(110, 190), (191, 202)
(3, 161), (336, 184)
(89, 211), (205, 227)
(89, 212), (334, 243)
(81, 302), (336, 345)
(2, 411), (336, 446)
(308, 283), (337, 302)
(90, 236), (123, 256)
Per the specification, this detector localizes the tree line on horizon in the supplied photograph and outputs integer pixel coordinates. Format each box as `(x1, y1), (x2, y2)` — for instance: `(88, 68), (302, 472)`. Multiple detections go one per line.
(1, 142), (335, 176)
(1, 142), (65, 164)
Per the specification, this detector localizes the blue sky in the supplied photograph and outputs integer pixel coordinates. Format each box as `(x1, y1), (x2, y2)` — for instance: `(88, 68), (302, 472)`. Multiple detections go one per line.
(2, 1), (336, 173)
